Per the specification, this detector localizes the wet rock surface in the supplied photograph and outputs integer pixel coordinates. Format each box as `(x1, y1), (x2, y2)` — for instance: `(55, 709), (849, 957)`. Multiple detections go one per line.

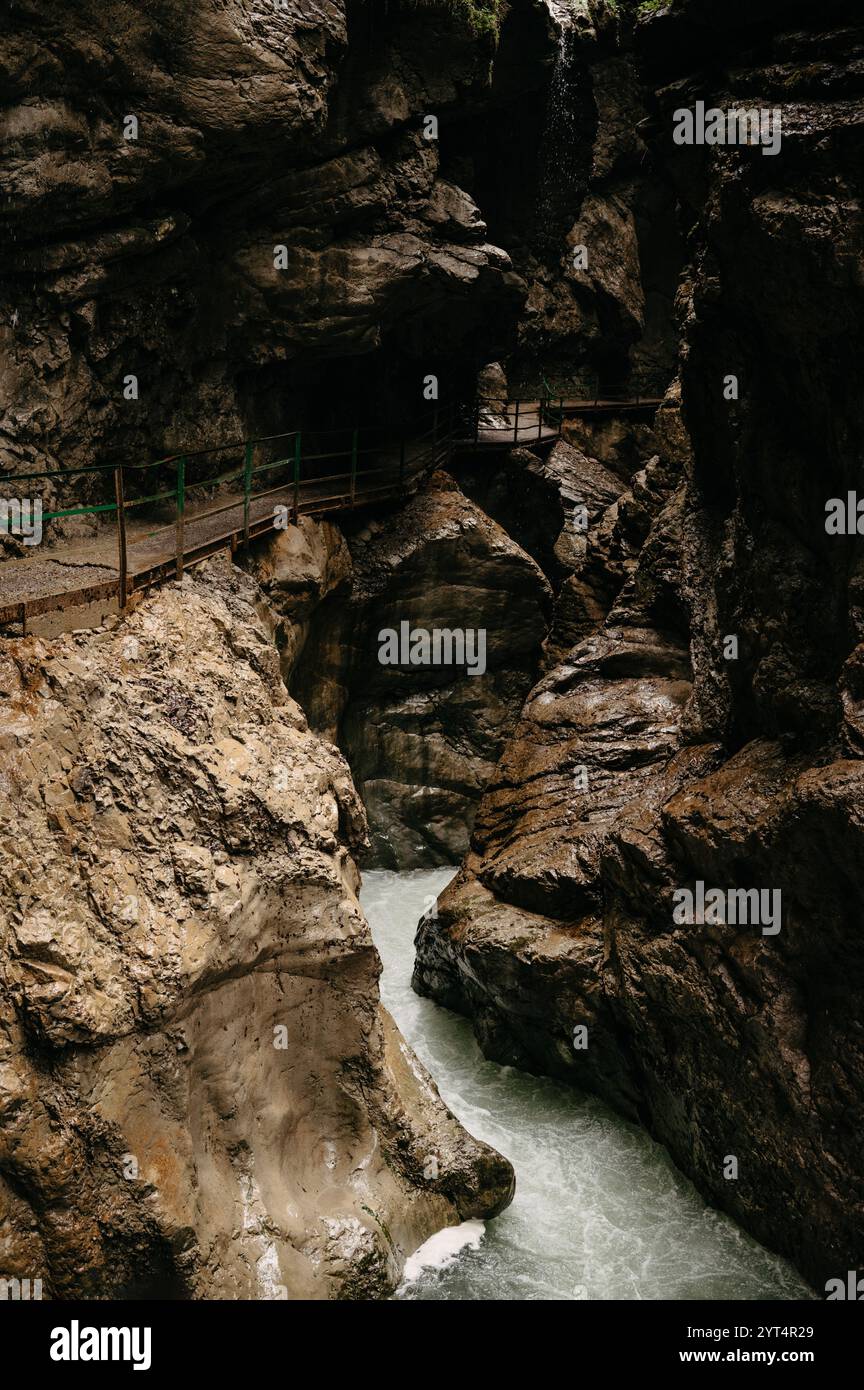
(0, 0), (530, 498)
(4, 0), (864, 1305)
(415, 2), (864, 1290)
(290, 472), (553, 868)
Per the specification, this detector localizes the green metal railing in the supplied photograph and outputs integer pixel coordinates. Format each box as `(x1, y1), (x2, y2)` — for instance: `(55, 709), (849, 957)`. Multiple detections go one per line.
(1, 384), (664, 634)
(0, 406), (456, 631)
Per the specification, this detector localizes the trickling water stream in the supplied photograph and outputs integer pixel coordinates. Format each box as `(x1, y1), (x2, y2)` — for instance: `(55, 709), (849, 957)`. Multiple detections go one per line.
(361, 869), (814, 1302)
(535, 26), (590, 261)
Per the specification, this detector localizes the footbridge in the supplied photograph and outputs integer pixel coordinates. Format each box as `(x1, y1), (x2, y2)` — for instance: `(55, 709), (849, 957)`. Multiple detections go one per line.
(1, 387), (661, 635)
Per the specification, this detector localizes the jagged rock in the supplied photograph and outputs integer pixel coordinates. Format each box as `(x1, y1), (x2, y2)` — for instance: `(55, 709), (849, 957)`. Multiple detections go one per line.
(452, 425), (681, 665)
(590, 56), (646, 181)
(564, 193), (645, 346)
(0, 1), (528, 498)
(413, 611), (696, 1117)
(290, 471), (553, 867)
(516, 4), (683, 384)
(413, 430), (692, 1097)
(243, 517), (352, 677)
(476, 362), (508, 402)
(454, 438), (623, 585)
(0, 557), (513, 1298)
(476, 361), (510, 431)
(416, 3), (864, 1295)
(601, 738), (864, 1289)
(423, 179), (488, 242)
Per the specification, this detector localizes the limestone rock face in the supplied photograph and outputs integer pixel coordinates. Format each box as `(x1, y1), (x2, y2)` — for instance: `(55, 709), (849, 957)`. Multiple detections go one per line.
(564, 192), (645, 346)
(290, 472), (553, 867)
(516, 5), (683, 386)
(243, 516), (353, 678)
(457, 439), (623, 588)
(415, 4), (864, 1291)
(453, 422), (681, 666)
(0, 0), (526, 498)
(643, 5), (864, 747)
(0, 558), (513, 1299)
(414, 595), (696, 1125)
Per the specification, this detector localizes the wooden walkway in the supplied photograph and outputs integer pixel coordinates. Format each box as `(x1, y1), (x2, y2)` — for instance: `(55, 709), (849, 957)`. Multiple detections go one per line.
(1, 389), (661, 636)
(559, 396), (663, 415)
(454, 393), (663, 450)
(455, 402), (559, 450)
(0, 429), (449, 635)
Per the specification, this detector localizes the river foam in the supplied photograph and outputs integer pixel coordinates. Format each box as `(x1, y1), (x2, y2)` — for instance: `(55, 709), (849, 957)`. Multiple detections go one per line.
(360, 868), (814, 1302)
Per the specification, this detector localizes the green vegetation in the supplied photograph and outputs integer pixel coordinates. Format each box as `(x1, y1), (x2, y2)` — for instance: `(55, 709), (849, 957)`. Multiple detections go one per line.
(637, 0), (669, 15)
(407, 0), (504, 40)
(361, 1204), (396, 1250)
(453, 0), (503, 38)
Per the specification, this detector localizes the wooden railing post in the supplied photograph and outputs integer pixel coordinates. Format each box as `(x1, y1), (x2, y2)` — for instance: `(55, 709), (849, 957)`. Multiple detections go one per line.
(243, 441), (253, 544)
(293, 432), (301, 522)
(114, 465), (127, 611)
(350, 427), (358, 505)
(175, 455), (186, 580)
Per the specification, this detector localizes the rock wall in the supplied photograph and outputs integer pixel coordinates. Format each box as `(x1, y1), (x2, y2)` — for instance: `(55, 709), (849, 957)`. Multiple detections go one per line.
(0, 559), (512, 1298)
(289, 472), (553, 866)
(505, 0), (685, 389)
(1, 0), (538, 504)
(1, 0), (688, 515)
(415, 0), (864, 1292)
(5, 0), (863, 1304)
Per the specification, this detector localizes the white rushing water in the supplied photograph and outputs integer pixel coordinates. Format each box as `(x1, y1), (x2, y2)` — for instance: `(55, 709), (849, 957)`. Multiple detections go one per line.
(360, 869), (814, 1303)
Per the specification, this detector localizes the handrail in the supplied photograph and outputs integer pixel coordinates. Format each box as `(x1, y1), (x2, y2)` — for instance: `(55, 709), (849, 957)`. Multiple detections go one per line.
(0, 407), (444, 486)
(1, 406), (457, 632)
(1, 389), (661, 492)
(475, 388), (664, 408)
(452, 387), (665, 455)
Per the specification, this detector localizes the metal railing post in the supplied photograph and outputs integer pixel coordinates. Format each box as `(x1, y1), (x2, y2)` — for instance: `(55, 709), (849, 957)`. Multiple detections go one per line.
(114, 465), (127, 611)
(175, 455), (186, 580)
(293, 432), (301, 522)
(350, 427), (358, 505)
(243, 441), (253, 544)
(474, 398), (480, 445)
(537, 397), (543, 441)
(559, 397), (564, 436)
(513, 398), (520, 444)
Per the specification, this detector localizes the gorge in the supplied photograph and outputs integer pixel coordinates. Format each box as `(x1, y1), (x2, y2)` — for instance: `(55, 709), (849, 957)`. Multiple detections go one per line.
(1, 0), (863, 1304)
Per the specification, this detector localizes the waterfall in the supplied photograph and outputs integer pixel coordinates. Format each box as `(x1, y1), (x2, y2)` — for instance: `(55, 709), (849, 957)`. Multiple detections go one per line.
(535, 24), (591, 264)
